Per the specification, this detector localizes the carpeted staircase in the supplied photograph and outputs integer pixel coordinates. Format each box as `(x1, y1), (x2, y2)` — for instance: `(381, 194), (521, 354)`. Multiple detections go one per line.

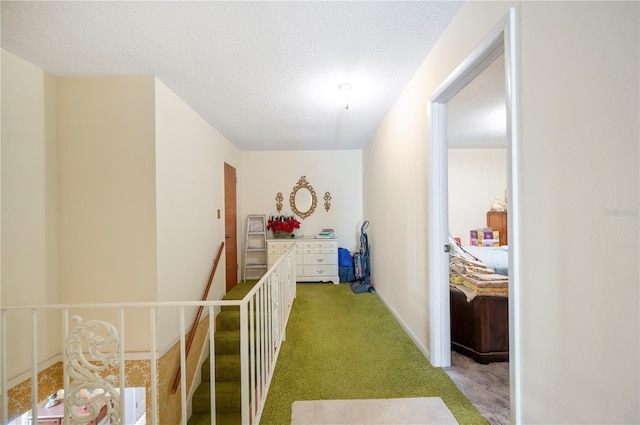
(188, 281), (257, 425)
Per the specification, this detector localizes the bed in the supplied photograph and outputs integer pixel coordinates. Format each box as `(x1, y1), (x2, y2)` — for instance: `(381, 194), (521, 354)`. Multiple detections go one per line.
(449, 243), (509, 364)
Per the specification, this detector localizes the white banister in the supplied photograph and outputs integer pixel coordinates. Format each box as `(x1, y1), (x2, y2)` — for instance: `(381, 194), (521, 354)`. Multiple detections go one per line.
(119, 308), (126, 424)
(62, 309), (69, 425)
(1, 309), (8, 425)
(208, 306), (216, 425)
(0, 245), (296, 425)
(31, 309), (39, 423)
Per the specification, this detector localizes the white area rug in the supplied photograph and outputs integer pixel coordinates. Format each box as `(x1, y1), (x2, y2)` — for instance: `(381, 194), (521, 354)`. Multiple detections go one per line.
(290, 397), (458, 425)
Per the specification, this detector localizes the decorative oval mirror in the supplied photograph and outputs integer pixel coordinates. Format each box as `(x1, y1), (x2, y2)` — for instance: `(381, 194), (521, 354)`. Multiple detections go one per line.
(290, 176), (317, 219)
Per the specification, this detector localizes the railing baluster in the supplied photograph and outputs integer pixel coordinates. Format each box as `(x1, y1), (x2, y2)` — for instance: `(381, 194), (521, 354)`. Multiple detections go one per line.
(179, 307), (187, 425)
(208, 306), (216, 425)
(2, 309), (8, 425)
(119, 308), (126, 423)
(249, 296), (256, 423)
(31, 309), (38, 424)
(259, 285), (265, 410)
(267, 275), (273, 374)
(63, 309), (69, 425)
(239, 302), (249, 425)
(150, 307), (158, 425)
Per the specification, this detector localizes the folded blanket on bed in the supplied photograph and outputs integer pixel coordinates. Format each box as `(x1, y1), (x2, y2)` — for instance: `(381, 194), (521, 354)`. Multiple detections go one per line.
(450, 275), (509, 297)
(449, 255), (508, 300)
(465, 271), (508, 284)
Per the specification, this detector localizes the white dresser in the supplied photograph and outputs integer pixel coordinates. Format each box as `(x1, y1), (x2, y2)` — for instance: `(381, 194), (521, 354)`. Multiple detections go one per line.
(267, 238), (339, 284)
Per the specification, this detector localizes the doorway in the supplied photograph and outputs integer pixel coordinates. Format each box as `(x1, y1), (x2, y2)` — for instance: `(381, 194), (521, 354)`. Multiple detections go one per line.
(446, 52), (510, 425)
(427, 9), (520, 422)
(224, 162), (238, 293)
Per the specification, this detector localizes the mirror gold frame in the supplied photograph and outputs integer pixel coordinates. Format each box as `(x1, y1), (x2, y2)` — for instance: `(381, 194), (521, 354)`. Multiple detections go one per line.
(289, 176), (317, 220)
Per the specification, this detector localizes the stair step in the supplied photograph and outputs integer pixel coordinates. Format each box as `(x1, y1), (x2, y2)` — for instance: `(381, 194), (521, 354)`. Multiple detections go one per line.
(215, 330), (241, 354)
(199, 355), (241, 383)
(188, 412), (242, 425)
(201, 357), (211, 383)
(190, 281), (260, 424)
(217, 310), (241, 330)
(215, 354), (241, 382)
(216, 381), (242, 413)
(192, 381), (242, 414)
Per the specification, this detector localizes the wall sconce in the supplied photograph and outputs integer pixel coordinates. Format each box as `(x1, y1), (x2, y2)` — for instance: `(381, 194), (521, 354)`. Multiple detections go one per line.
(275, 192), (283, 212)
(324, 192), (332, 212)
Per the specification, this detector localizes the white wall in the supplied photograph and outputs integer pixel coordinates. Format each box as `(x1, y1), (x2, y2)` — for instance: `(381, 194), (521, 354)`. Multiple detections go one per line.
(364, 1), (638, 423)
(154, 78), (241, 352)
(1, 49), (60, 379)
(448, 148), (506, 244)
(240, 151), (363, 254)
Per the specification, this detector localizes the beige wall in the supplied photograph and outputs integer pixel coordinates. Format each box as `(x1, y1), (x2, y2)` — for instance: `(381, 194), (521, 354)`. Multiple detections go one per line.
(448, 149), (507, 245)
(1, 50), (61, 379)
(57, 76), (158, 304)
(57, 76), (157, 352)
(240, 150), (363, 254)
(517, 2), (638, 421)
(154, 78), (241, 352)
(1, 56), (242, 378)
(56, 76), (242, 355)
(364, 1), (639, 422)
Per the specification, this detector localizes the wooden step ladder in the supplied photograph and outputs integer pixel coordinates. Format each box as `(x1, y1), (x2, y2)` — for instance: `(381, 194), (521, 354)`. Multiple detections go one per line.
(243, 214), (267, 281)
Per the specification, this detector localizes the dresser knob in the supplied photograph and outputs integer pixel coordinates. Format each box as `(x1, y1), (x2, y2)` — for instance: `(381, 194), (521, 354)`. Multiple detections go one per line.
(316, 258), (324, 262)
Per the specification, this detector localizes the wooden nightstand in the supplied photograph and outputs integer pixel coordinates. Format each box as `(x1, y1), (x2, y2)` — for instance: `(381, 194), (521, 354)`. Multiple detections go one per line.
(487, 211), (508, 246)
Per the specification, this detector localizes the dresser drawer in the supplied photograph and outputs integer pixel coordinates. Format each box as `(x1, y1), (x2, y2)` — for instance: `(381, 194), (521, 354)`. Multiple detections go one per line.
(303, 253), (337, 265)
(268, 247), (288, 256)
(301, 246), (337, 254)
(267, 241), (295, 253)
(268, 252), (303, 266)
(303, 264), (338, 277)
(301, 241), (337, 249)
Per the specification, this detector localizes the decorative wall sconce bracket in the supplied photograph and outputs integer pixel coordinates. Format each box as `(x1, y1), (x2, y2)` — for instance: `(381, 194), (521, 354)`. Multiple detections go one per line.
(324, 192), (332, 212)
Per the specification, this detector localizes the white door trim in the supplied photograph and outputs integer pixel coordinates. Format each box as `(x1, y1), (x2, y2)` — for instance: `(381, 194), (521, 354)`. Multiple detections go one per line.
(427, 8), (521, 423)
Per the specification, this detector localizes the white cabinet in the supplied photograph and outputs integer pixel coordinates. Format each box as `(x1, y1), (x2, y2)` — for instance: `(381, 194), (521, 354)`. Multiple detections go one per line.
(267, 238), (339, 284)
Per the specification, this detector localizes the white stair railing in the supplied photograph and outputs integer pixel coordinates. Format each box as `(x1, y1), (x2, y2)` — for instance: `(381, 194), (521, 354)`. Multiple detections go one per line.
(1, 246), (296, 425)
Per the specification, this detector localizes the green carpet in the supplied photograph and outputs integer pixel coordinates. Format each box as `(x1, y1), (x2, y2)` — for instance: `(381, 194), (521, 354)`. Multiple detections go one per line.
(259, 283), (488, 425)
(188, 280), (259, 425)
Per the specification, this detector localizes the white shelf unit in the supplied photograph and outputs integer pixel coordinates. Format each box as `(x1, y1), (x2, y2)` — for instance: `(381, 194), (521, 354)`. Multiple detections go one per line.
(243, 214), (268, 281)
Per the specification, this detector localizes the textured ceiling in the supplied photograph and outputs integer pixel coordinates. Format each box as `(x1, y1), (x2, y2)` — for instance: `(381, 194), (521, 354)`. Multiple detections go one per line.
(448, 54), (506, 149)
(1, 1), (485, 151)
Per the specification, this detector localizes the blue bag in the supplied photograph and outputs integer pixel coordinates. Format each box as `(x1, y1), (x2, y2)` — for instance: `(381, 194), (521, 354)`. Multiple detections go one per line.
(338, 248), (354, 267)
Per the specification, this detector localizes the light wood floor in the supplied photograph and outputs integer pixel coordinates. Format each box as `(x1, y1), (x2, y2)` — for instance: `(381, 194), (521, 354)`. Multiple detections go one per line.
(444, 351), (510, 425)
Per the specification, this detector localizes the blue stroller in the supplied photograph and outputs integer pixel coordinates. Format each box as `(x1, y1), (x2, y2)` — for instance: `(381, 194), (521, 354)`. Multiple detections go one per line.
(351, 221), (374, 293)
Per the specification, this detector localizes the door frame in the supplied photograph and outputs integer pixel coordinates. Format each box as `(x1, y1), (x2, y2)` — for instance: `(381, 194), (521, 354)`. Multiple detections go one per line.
(224, 162), (238, 293)
(427, 8), (521, 422)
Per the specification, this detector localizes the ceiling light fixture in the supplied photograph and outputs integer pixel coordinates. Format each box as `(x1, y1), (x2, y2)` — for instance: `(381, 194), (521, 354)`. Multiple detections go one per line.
(338, 83), (352, 111)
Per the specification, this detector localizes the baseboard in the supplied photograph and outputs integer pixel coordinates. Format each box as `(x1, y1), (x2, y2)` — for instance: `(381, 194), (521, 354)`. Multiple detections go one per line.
(375, 288), (431, 361)
(8, 354), (62, 388)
